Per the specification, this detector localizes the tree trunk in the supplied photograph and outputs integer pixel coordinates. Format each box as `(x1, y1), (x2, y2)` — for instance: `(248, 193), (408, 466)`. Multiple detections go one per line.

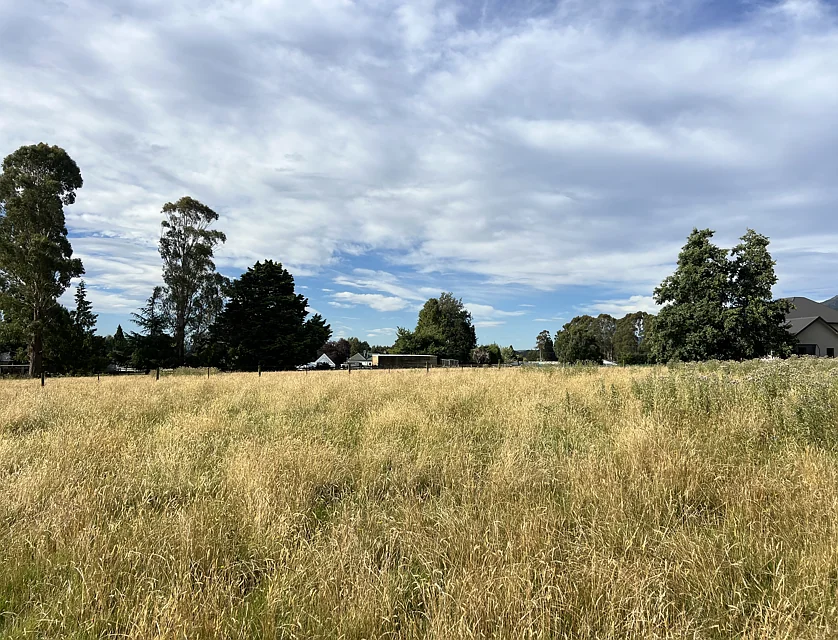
(175, 324), (185, 366)
(30, 327), (43, 378)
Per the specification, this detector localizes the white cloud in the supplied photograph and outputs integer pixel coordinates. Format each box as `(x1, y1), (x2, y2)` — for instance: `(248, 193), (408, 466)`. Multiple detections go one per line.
(581, 295), (661, 316)
(465, 302), (526, 327)
(366, 327), (396, 339)
(331, 292), (412, 312)
(2, 0), (838, 323)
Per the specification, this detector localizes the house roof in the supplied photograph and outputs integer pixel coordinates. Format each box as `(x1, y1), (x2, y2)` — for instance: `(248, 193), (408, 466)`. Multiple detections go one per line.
(347, 353), (370, 362)
(784, 297), (838, 324)
(787, 316), (838, 336)
(315, 353), (336, 365)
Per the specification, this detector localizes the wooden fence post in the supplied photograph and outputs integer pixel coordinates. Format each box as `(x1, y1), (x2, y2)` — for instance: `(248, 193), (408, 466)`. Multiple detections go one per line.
(258, 364), (261, 377)
(41, 371), (45, 387)
(207, 366), (210, 379)
(156, 367), (160, 381)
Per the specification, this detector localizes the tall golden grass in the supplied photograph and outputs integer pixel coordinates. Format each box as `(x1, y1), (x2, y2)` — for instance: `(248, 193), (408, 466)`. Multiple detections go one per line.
(2, 359), (838, 638)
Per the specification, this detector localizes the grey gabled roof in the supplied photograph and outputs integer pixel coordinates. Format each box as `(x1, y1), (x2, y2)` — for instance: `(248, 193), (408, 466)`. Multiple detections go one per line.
(347, 352), (370, 362)
(786, 316), (838, 337)
(786, 316), (820, 336)
(785, 297), (838, 323)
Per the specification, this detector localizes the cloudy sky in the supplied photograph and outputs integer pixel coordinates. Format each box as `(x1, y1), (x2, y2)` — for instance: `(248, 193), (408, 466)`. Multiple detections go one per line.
(1, 0), (837, 348)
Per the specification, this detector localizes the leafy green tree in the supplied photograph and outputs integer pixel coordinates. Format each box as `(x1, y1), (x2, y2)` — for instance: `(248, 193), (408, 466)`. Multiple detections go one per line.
(614, 312), (653, 364)
(727, 230), (795, 358)
(211, 260), (330, 370)
(536, 329), (557, 361)
(370, 344), (390, 354)
(484, 343), (502, 365)
(393, 292), (477, 362)
(594, 314), (617, 361)
(555, 317), (602, 364)
(129, 287), (173, 370)
(320, 338), (351, 366)
(347, 337), (371, 357)
(649, 229), (731, 362)
(649, 228), (792, 362)
(0, 143), (84, 376)
(42, 305), (78, 374)
(500, 345), (517, 363)
(158, 197), (226, 365)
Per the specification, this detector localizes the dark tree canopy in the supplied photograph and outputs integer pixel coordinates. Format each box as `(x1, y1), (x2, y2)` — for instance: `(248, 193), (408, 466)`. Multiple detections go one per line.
(0, 143), (84, 376)
(650, 228), (793, 362)
(70, 280), (97, 373)
(554, 316), (603, 364)
(320, 338), (351, 366)
(71, 281), (97, 335)
(211, 260), (330, 370)
(393, 292), (477, 362)
(650, 229), (731, 362)
(159, 196), (226, 365)
(726, 230), (795, 359)
(613, 312), (653, 365)
(129, 286), (173, 369)
(536, 329), (557, 361)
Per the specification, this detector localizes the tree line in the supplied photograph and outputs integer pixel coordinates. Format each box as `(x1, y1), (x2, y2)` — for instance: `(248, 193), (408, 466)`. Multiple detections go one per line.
(0, 143), (798, 375)
(533, 229), (795, 364)
(0, 144), (332, 375)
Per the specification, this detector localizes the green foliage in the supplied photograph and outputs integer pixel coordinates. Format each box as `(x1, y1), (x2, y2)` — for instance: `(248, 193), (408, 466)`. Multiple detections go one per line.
(158, 196), (226, 365)
(593, 314), (617, 361)
(484, 343), (502, 365)
(393, 292), (477, 362)
(129, 287), (174, 369)
(69, 281), (97, 372)
(554, 317), (603, 364)
(650, 228), (793, 362)
(726, 230), (795, 359)
(0, 143), (84, 376)
(210, 260), (330, 371)
(500, 345), (517, 363)
(614, 312), (653, 365)
(536, 330), (557, 361)
(347, 337), (371, 357)
(320, 338), (351, 366)
(110, 324), (129, 365)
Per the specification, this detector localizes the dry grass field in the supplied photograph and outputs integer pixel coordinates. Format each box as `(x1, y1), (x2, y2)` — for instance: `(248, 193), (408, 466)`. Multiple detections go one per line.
(2, 360), (838, 639)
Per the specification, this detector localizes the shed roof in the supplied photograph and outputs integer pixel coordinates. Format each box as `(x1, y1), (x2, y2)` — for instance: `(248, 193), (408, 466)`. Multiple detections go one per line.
(373, 353), (436, 357)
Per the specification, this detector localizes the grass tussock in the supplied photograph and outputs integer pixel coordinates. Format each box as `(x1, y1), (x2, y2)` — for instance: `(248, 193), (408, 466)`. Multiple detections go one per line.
(1, 359), (838, 638)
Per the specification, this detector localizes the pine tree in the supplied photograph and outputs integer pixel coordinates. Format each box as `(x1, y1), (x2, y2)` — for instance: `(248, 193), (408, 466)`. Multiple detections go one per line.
(71, 281), (97, 335)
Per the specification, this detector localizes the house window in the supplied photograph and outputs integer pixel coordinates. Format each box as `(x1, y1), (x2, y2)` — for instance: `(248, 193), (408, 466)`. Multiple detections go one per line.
(797, 344), (817, 356)
(828, 348), (835, 358)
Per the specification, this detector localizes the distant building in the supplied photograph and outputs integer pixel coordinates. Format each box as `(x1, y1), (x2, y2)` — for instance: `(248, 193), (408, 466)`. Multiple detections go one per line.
(372, 354), (438, 369)
(313, 353), (336, 368)
(345, 352), (372, 368)
(785, 297), (838, 357)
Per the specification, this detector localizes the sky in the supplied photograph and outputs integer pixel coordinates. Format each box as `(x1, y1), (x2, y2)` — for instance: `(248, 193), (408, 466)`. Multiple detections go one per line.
(1, 0), (837, 349)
